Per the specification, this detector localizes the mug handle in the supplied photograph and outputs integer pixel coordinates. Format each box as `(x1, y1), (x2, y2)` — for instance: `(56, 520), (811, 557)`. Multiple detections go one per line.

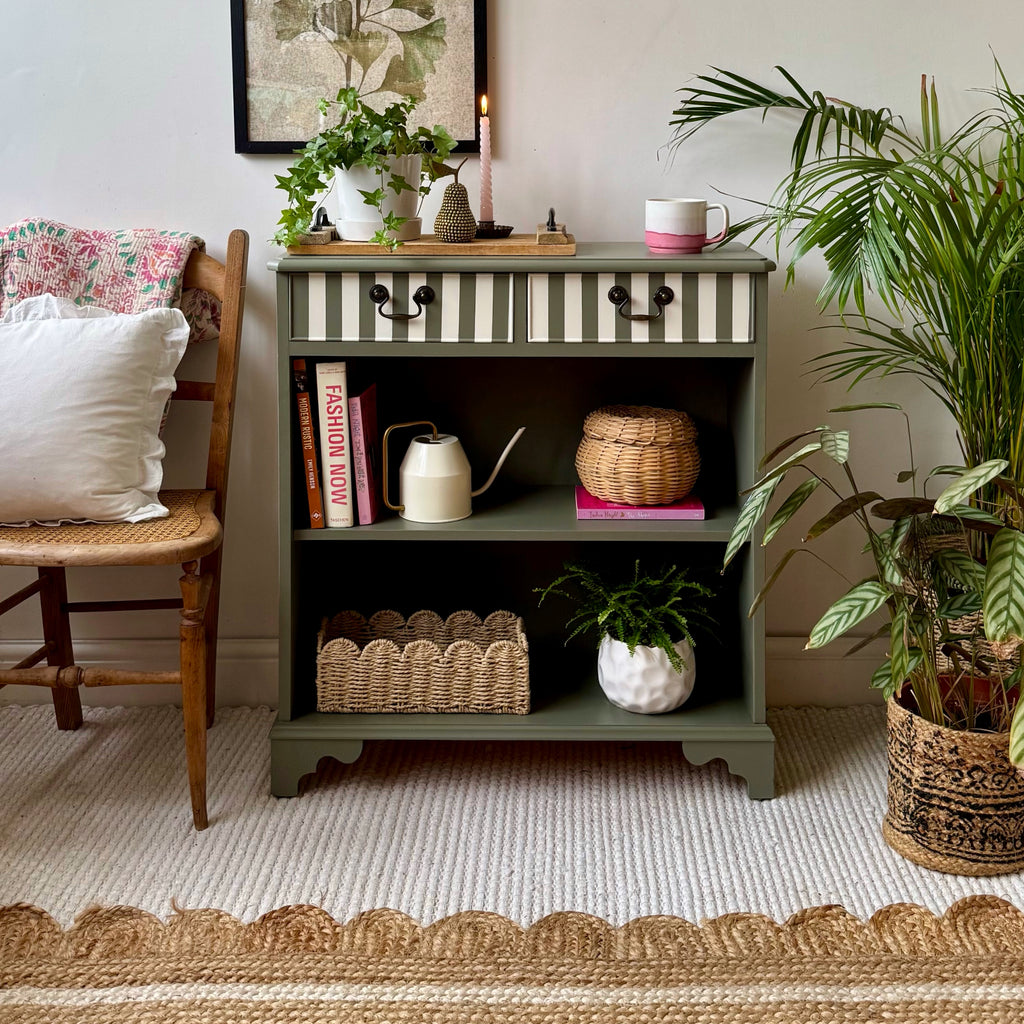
(705, 203), (729, 245)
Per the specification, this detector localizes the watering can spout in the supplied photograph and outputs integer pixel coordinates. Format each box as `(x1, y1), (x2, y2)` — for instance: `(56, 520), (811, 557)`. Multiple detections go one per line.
(472, 427), (526, 498)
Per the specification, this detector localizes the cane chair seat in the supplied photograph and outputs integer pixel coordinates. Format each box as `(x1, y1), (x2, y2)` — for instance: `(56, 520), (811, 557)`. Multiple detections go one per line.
(0, 490), (221, 567)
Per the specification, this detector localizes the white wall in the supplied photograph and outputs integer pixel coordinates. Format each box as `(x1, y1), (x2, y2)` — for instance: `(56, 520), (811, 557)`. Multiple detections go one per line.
(2, 0), (1021, 708)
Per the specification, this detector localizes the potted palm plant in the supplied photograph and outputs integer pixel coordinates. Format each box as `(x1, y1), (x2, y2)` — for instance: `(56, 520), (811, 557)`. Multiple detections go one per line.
(273, 89), (456, 250)
(667, 63), (1024, 496)
(725, 404), (1024, 874)
(536, 561), (715, 714)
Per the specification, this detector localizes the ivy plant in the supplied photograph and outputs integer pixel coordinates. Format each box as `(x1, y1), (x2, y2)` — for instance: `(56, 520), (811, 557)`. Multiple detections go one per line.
(536, 561), (716, 673)
(273, 89), (455, 249)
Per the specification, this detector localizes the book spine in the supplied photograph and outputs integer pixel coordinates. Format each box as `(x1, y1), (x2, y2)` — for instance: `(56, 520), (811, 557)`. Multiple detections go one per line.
(576, 508), (705, 520)
(315, 361), (354, 528)
(348, 392), (371, 526)
(293, 360), (324, 529)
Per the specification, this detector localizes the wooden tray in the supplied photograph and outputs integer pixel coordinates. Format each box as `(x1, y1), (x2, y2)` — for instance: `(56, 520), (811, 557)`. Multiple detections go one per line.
(286, 233), (576, 256)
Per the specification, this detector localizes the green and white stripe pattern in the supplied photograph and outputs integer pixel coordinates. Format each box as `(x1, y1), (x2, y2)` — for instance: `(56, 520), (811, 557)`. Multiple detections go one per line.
(291, 272), (513, 342)
(528, 272), (754, 343)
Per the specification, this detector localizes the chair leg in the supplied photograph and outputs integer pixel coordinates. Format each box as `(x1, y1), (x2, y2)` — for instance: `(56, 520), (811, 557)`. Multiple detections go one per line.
(179, 560), (209, 830)
(200, 549), (222, 729)
(38, 568), (82, 731)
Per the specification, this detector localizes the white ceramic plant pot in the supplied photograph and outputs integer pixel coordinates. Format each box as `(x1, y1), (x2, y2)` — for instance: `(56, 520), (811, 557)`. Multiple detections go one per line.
(334, 155), (423, 242)
(597, 634), (696, 714)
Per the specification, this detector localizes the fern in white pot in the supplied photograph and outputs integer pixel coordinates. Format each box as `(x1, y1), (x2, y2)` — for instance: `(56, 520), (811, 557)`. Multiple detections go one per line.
(536, 561), (715, 714)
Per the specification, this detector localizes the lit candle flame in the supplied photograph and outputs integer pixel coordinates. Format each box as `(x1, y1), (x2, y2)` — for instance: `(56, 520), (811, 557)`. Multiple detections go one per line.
(481, 95), (488, 116)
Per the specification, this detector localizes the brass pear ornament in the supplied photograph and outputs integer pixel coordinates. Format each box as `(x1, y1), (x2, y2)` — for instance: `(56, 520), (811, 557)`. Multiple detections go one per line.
(433, 158), (477, 243)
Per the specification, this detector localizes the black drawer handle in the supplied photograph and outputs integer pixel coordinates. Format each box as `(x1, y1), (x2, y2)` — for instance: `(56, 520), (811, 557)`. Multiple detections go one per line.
(369, 283), (435, 321)
(607, 285), (674, 322)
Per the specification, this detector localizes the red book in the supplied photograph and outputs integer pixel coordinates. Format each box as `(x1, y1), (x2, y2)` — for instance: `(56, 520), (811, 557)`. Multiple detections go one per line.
(348, 383), (380, 525)
(575, 485), (705, 520)
(293, 359), (324, 529)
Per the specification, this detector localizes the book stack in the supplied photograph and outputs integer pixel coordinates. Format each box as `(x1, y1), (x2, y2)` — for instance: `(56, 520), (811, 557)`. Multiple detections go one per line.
(574, 485), (704, 520)
(292, 359), (380, 528)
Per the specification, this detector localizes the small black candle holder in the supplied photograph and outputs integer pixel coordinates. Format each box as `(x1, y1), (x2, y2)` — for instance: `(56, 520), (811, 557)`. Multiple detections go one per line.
(475, 220), (514, 239)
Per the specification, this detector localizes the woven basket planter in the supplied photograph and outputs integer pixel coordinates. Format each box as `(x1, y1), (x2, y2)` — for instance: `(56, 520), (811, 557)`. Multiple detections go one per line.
(575, 405), (700, 505)
(883, 696), (1024, 875)
(316, 609), (529, 714)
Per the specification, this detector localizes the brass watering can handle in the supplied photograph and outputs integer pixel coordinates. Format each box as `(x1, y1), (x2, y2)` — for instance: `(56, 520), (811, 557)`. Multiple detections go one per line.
(382, 420), (438, 512)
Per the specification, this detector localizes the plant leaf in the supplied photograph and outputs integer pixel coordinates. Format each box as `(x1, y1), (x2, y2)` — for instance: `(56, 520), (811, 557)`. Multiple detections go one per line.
(828, 402), (903, 413)
(379, 18), (447, 99)
(933, 460), (1010, 514)
(748, 548), (799, 617)
(896, 470), (916, 483)
(758, 441), (824, 487)
(330, 29), (388, 72)
(984, 527), (1024, 643)
(820, 429), (850, 464)
(932, 549), (986, 593)
(806, 580), (889, 649)
(889, 602), (910, 688)
(273, 0), (320, 41)
(871, 496), (935, 520)
(1009, 694), (1024, 769)
(870, 648), (923, 699)
(936, 591), (984, 619)
(804, 491), (882, 541)
(723, 477), (781, 571)
(763, 477), (821, 545)
(759, 427), (827, 469)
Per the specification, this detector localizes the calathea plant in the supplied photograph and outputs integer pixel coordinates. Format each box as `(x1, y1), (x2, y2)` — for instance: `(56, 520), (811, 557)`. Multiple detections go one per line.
(724, 403), (1024, 756)
(273, 88), (455, 249)
(536, 560), (715, 672)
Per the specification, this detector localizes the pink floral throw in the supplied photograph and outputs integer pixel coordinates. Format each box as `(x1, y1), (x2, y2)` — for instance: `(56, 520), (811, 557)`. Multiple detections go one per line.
(0, 218), (220, 342)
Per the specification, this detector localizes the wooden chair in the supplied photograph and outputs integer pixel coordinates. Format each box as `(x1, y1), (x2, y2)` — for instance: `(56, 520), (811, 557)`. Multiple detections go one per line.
(0, 229), (249, 830)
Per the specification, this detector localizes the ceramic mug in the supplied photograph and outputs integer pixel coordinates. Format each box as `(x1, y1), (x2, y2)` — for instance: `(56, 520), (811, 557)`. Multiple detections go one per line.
(645, 198), (729, 254)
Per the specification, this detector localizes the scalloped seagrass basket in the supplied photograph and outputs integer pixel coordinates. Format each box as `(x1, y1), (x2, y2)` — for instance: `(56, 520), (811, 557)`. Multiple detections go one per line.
(316, 609), (529, 714)
(575, 405), (700, 505)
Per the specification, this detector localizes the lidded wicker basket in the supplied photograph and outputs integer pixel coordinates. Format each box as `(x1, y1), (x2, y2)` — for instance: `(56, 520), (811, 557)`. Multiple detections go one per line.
(316, 609), (529, 714)
(575, 405), (700, 505)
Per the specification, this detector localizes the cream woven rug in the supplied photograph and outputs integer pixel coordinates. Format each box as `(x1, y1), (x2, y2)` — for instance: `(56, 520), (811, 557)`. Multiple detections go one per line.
(3, 704), (1024, 1021)
(3, 704), (1024, 925)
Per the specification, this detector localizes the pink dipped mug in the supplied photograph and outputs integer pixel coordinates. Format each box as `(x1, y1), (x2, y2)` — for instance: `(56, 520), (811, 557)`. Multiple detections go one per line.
(645, 198), (729, 254)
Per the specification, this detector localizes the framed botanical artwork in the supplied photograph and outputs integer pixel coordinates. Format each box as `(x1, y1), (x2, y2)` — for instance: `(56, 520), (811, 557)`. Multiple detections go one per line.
(231, 0), (486, 154)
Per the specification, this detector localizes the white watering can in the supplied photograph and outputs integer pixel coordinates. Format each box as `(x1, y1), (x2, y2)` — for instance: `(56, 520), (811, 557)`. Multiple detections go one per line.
(382, 421), (526, 523)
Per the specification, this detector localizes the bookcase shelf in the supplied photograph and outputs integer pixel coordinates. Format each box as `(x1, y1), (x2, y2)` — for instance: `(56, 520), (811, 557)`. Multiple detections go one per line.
(294, 486), (742, 541)
(271, 242), (776, 799)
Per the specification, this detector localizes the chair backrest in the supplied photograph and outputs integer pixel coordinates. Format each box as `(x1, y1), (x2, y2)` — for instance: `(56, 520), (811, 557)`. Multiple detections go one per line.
(173, 229), (249, 523)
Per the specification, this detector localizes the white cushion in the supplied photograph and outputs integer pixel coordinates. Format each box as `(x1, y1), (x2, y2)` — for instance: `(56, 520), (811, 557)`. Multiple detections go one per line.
(0, 296), (190, 525)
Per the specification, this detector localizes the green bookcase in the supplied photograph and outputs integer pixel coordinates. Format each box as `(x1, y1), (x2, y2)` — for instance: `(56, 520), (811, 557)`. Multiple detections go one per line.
(269, 242), (776, 798)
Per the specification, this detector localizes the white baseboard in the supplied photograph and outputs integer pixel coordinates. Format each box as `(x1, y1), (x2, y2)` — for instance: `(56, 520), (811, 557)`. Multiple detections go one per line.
(765, 636), (885, 707)
(0, 635), (885, 709)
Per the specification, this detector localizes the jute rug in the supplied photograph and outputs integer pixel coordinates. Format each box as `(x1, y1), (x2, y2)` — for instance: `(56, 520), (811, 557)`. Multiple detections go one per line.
(3, 896), (1024, 1022)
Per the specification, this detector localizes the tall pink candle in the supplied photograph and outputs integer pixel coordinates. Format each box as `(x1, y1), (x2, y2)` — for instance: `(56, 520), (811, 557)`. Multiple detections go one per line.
(479, 95), (493, 223)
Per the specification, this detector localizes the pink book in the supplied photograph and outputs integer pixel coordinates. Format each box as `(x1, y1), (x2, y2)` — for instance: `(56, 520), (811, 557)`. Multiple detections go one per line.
(575, 485), (705, 520)
(348, 383), (380, 525)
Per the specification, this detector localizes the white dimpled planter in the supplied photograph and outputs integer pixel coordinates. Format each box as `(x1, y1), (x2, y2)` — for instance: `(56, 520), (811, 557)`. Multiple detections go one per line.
(596, 635), (696, 714)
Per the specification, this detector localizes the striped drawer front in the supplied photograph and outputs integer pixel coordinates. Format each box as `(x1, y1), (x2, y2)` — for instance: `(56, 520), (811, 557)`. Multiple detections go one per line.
(527, 273), (754, 343)
(290, 272), (513, 342)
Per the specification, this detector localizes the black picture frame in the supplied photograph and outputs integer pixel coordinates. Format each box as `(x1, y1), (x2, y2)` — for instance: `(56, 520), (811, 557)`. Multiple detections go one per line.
(230, 0), (487, 155)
